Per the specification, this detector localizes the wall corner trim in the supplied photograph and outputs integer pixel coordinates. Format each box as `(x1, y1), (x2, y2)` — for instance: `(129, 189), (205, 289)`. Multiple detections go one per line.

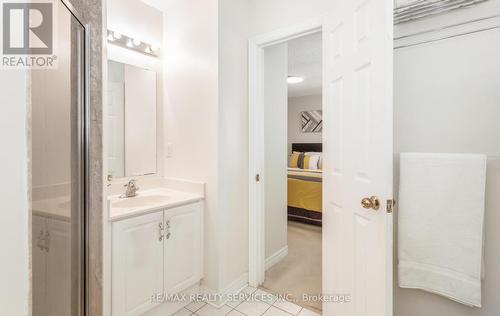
(200, 273), (249, 308)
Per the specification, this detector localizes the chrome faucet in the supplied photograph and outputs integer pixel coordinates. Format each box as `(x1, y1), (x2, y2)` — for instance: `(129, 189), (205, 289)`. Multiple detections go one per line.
(121, 179), (139, 198)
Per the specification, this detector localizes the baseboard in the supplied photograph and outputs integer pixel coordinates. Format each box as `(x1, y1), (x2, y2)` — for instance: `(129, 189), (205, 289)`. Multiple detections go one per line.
(265, 246), (288, 271)
(200, 273), (249, 308)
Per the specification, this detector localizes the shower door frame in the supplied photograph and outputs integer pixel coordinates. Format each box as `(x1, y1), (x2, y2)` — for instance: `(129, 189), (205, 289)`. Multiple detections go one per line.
(60, 1), (90, 315)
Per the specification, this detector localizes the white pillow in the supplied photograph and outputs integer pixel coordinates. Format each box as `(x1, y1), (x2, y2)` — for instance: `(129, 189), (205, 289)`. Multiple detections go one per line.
(308, 154), (321, 170)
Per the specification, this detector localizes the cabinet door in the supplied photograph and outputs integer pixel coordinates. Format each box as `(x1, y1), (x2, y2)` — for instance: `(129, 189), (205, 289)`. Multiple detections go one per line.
(112, 212), (164, 316)
(164, 203), (202, 294)
(32, 215), (47, 316)
(45, 218), (71, 316)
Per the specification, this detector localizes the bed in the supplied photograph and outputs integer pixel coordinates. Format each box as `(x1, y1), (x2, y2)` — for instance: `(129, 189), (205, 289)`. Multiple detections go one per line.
(288, 143), (323, 226)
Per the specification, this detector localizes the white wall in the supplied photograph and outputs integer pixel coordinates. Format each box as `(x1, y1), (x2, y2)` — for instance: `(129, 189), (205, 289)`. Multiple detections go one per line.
(264, 44), (289, 260)
(218, 0), (251, 289)
(160, 0), (221, 291)
(394, 16), (500, 316)
(0, 71), (29, 316)
(248, 0), (332, 36)
(288, 94), (323, 154)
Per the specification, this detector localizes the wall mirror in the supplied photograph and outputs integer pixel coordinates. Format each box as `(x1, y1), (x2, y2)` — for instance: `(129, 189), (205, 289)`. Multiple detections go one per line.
(107, 60), (157, 179)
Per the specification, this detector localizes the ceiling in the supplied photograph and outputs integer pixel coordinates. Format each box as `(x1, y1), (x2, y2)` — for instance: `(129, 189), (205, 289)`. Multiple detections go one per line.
(288, 32), (322, 98)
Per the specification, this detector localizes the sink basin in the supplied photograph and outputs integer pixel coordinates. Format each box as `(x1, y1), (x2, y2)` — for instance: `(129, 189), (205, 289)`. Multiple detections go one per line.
(108, 188), (203, 221)
(112, 195), (171, 209)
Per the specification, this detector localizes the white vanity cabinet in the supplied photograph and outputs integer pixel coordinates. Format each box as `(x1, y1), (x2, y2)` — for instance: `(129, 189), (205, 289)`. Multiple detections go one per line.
(32, 214), (71, 316)
(111, 201), (203, 316)
(164, 203), (202, 294)
(32, 215), (47, 315)
(112, 211), (164, 316)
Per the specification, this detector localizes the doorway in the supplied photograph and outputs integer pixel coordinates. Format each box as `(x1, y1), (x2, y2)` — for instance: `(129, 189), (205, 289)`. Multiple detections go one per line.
(256, 31), (324, 313)
(248, 19), (323, 289)
(249, 2), (395, 315)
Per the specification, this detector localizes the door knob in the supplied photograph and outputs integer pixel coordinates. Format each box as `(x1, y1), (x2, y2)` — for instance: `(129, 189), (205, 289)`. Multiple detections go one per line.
(361, 196), (380, 210)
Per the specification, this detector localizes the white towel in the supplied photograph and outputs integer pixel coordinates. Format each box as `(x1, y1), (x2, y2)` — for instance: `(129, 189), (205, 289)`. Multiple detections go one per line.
(398, 153), (487, 307)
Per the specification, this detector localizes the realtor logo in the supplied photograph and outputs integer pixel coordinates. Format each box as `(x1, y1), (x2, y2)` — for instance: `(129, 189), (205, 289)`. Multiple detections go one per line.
(1, 0), (57, 68)
(3, 2), (52, 54)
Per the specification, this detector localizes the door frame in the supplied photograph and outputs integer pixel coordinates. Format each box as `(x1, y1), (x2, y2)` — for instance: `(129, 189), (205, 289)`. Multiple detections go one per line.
(248, 18), (323, 286)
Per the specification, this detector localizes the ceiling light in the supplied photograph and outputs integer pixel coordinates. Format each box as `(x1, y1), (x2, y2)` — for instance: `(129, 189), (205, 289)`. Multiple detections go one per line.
(287, 76), (304, 84)
(113, 31), (122, 40)
(126, 40), (134, 48)
(133, 38), (141, 46)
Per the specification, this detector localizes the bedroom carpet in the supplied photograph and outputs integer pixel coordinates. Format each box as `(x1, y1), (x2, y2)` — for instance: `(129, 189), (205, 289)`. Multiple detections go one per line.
(261, 221), (322, 313)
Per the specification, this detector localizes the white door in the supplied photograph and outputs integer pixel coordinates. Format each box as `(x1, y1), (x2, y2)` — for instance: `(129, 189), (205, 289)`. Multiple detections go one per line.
(164, 203), (202, 294)
(112, 212), (164, 316)
(32, 215), (47, 316)
(45, 218), (71, 316)
(322, 0), (393, 315)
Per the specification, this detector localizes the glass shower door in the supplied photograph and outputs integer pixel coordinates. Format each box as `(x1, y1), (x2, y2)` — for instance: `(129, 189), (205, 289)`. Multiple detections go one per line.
(31, 2), (86, 316)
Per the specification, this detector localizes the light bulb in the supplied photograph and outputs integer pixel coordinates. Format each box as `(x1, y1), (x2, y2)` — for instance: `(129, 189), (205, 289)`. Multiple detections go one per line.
(145, 47), (153, 54)
(287, 76), (304, 84)
(126, 40), (134, 48)
(113, 32), (122, 40)
(133, 38), (141, 46)
(107, 34), (115, 42)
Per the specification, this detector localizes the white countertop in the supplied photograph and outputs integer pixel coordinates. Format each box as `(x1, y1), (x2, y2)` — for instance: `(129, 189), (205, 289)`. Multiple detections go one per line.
(33, 196), (71, 222)
(108, 188), (204, 222)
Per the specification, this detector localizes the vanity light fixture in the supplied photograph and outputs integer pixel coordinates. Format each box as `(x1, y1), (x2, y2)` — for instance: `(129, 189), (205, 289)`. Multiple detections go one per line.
(107, 30), (160, 57)
(287, 76), (304, 84)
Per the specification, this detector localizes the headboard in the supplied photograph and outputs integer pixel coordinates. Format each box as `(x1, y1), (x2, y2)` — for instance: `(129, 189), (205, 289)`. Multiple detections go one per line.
(292, 143), (323, 153)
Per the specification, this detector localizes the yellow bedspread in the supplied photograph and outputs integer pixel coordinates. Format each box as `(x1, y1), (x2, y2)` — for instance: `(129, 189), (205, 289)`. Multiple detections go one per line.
(287, 169), (322, 213)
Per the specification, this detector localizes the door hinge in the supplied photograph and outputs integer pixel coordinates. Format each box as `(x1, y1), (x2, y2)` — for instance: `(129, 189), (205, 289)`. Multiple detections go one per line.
(386, 199), (396, 214)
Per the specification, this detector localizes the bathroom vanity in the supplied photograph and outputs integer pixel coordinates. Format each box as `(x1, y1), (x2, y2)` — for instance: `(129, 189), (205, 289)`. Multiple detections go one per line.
(108, 188), (204, 316)
(105, 58), (205, 315)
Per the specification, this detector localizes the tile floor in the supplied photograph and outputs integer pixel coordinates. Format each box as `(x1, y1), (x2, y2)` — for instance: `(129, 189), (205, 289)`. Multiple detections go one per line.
(172, 287), (321, 316)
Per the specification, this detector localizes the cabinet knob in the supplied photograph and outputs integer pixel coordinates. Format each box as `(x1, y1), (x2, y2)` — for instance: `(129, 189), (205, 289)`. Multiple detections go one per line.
(37, 230), (44, 251)
(166, 220), (171, 239)
(45, 231), (50, 252)
(158, 222), (164, 241)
